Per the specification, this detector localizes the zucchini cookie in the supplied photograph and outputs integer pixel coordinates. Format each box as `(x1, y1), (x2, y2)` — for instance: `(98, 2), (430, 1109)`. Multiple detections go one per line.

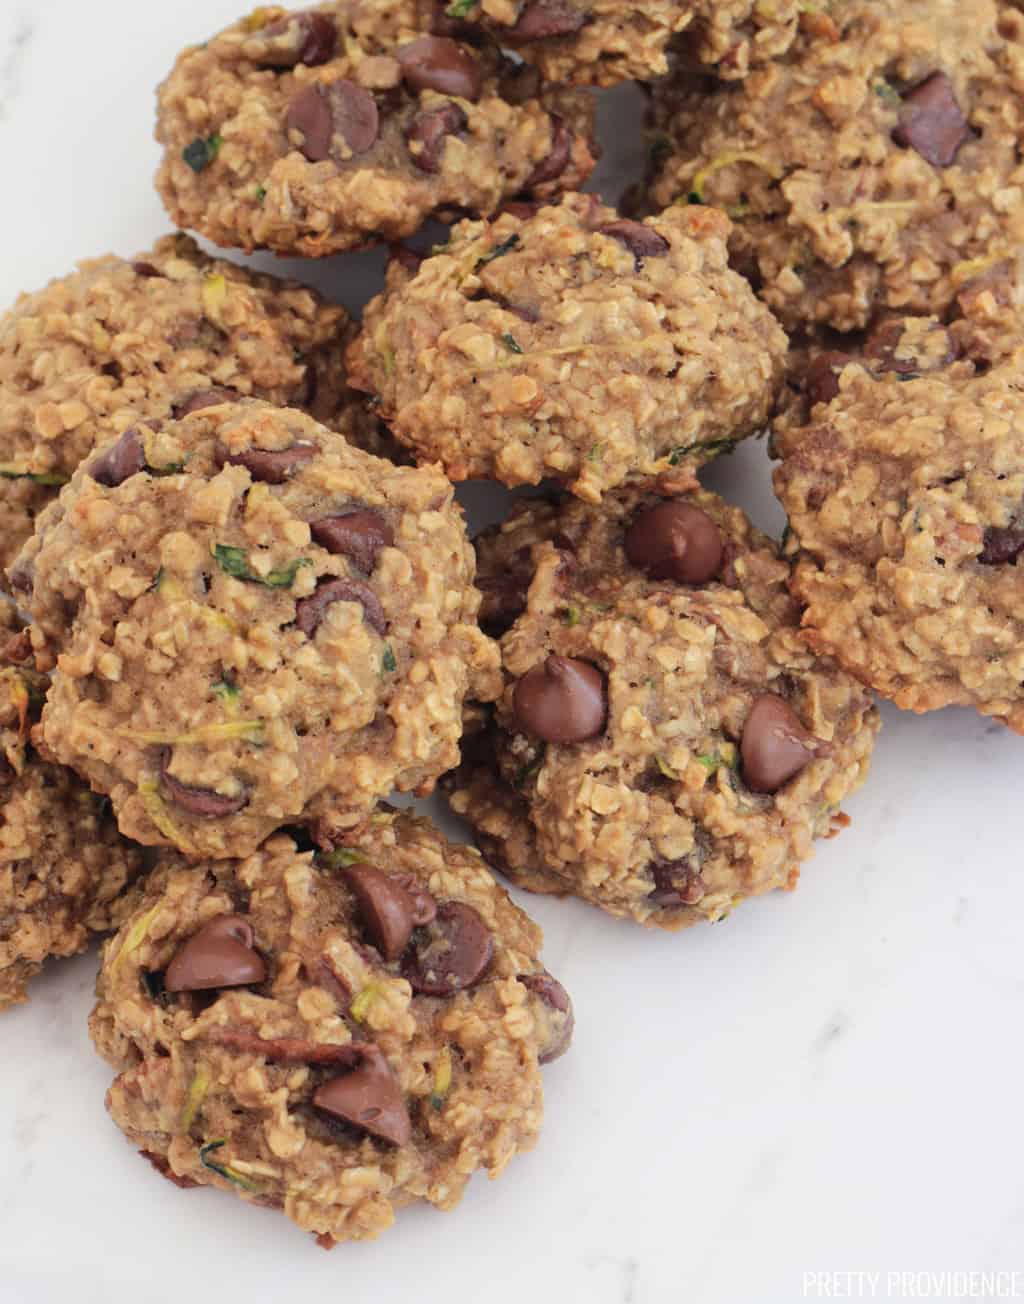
(155, 3), (598, 258)
(90, 811), (572, 1246)
(347, 195), (788, 500)
(636, 0), (1024, 333)
(0, 233), (374, 580)
(0, 607), (145, 1010)
(14, 401), (499, 860)
(445, 484), (879, 928)
(411, 0), (798, 87)
(774, 314), (1024, 732)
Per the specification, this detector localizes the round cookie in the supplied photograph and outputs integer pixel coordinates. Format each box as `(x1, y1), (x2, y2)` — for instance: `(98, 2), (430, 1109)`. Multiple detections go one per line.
(636, 0), (1024, 334)
(0, 606), (145, 1010)
(0, 233), (377, 579)
(90, 811), (572, 1246)
(155, 3), (598, 258)
(773, 314), (1024, 732)
(347, 195), (788, 500)
(445, 483), (879, 927)
(15, 400), (500, 859)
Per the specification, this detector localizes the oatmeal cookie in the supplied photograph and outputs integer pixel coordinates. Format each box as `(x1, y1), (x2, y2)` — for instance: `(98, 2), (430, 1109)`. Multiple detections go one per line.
(637, 0), (1024, 334)
(407, 0), (798, 87)
(90, 812), (571, 1246)
(15, 401), (499, 860)
(774, 315), (1024, 732)
(0, 233), (376, 579)
(0, 605), (145, 1009)
(445, 483), (879, 927)
(154, 3), (598, 258)
(347, 195), (787, 500)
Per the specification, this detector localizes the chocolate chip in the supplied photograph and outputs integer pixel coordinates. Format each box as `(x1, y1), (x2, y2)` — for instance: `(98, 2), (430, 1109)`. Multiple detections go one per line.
(647, 859), (706, 908)
(286, 81), (379, 163)
(310, 511), (393, 572)
(342, 864), (424, 962)
(499, 61), (543, 106)
(217, 442), (316, 484)
(403, 901), (494, 996)
(804, 351), (854, 406)
(160, 751), (249, 818)
(258, 12), (336, 67)
(519, 971), (574, 1063)
(625, 501), (724, 585)
(132, 261), (161, 279)
(396, 36), (483, 102)
(979, 526), (1024, 566)
(313, 1043), (411, 1146)
(893, 71), (970, 168)
(88, 428), (146, 487)
(740, 694), (826, 795)
(599, 220), (670, 266)
(513, 655), (607, 744)
(295, 578), (386, 638)
(172, 387), (239, 419)
(524, 116), (572, 188)
(508, 0), (585, 41)
(405, 101), (467, 173)
(164, 914), (266, 993)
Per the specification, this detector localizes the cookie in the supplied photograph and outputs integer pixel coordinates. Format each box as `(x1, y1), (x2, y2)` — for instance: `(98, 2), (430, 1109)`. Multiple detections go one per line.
(636, 0), (1024, 333)
(347, 195), (787, 501)
(90, 810), (571, 1245)
(774, 314), (1024, 732)
(0, 605), (145, 1010)
(15, 400), (500, 860)
(0, 233), (377, 580)
(412, 0), (798, 87)
(445, 484), (879, 927)
(155, 3), (598, 258)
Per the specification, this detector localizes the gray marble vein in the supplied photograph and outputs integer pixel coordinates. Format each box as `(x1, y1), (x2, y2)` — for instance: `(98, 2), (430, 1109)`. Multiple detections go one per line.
(0, 11), (34, 122)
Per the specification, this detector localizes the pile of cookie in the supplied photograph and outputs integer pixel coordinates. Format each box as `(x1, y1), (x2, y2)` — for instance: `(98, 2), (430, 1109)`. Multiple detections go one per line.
(1, 0), (1021, 1249)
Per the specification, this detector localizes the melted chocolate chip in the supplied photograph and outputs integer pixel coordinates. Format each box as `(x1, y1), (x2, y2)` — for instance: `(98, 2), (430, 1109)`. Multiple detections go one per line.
(286, 81), (379, 163)
(979, 525), (1024, 565)
(164, 914), (266, 992)
(259, 12), (336, 67)
(343, 864), (429, 962)
(313, 1043), (412, 1146)
(508, 0), (585, 41)
(740, 694), (826, 795)
(525, 116), (572, 188)
(295, 578), (386, 637)
(625, 501), (724, 585)
(396, 36), (483, 102)
(647, 859), (706, 908)
(217, 442), (316, 484)
(513, 656), (607, 744)
(599, 220), (670, 266)
(403, 901), (493, 995)
(405, 101), (468, 173)
(160, 751), (249, 818)
(172, 387), (239, 419)
(804, 351), (855, 406)
(893, 71), (970, 168)
(499, 61), (542, 106)
(88, 428), (145, 487)
(310, 511), (393, 572)
(519, 971), (574, 1063)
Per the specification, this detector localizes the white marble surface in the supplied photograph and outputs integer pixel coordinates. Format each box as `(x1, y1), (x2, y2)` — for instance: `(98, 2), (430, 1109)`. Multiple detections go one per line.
(1, 5), (1023, 1303)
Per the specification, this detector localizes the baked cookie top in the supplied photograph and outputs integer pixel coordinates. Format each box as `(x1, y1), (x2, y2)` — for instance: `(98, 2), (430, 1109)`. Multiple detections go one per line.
(774, 315), (1024, 732)
(636, 0), (1024, 334)
(0, 233), (372, 578)
(155, 2), (598, 257)
(0, 603), (145, 1009)
(348, 194), (788, 500)
(16, 400), (499, 859)
(447, 484), (879, 927)
(91, 812), (571, 1246)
